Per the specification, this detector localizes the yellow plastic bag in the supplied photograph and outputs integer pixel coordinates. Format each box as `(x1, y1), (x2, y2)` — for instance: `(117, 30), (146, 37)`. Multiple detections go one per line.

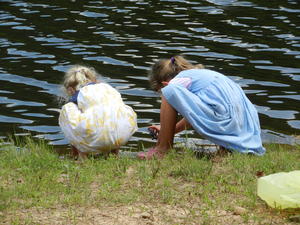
(257, 170), (300, 209)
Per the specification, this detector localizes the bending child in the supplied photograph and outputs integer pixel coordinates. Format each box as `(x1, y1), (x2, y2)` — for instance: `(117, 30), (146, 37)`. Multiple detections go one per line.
(138, 55), (265, 159)
(59, 65), (138, 159)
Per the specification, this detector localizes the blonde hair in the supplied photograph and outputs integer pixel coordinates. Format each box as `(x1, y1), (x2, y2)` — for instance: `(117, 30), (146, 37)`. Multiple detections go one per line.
(63, 65), (99, 96)
(149, 55), (204, 91)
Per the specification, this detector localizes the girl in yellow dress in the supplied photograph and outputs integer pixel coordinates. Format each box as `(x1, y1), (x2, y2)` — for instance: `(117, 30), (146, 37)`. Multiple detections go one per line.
(59, 65), (138, 159)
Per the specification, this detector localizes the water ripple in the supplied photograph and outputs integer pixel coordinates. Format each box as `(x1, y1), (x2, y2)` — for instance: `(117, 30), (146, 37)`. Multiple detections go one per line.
(0, 0), (299, 148)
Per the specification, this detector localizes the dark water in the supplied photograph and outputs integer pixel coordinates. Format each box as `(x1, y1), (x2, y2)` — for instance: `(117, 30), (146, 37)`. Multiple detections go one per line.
(1, 0), (300, 151)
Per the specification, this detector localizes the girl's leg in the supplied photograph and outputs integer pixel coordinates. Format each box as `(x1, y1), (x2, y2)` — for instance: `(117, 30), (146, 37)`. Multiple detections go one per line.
(71, 145), (88, 160)
(78, 151), (88, 160)
(71, 145), (79, 158)
(111, 148), (119, 155)
(137, 96), (177, 160)
(155, 96), (177, 153)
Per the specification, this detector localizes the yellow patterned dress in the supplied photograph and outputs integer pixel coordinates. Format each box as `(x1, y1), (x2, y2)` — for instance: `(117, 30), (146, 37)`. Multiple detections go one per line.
(59, 83), (138, 153)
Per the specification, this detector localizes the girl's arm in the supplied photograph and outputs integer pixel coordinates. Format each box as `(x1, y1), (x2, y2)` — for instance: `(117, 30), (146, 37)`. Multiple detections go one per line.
(149, 118), (191, 136)
(175, 118), (191, 133)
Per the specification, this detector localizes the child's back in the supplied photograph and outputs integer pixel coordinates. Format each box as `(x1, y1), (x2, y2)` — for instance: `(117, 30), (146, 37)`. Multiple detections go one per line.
(59, 65), (137, 156)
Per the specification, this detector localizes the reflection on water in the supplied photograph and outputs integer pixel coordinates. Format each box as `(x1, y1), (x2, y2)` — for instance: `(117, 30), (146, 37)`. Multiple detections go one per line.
(0, 0), (300, 151)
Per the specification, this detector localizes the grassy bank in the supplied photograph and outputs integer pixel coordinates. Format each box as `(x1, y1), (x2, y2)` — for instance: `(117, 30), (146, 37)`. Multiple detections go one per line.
(0, 138), (299, 224)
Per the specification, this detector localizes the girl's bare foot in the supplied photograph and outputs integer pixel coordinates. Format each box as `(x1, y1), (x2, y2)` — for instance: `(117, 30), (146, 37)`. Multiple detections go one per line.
(137, 147), (167, 160)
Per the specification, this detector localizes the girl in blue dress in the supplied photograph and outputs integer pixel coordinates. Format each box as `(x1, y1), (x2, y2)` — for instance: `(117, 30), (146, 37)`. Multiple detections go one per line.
(138, 55), (265, 159)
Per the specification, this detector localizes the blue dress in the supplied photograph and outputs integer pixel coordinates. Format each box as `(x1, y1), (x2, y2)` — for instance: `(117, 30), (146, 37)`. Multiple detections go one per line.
(161, 69), (265, 155)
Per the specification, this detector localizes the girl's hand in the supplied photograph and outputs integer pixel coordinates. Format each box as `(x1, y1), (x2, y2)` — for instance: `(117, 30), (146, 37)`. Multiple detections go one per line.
(148, 125), (160, 139)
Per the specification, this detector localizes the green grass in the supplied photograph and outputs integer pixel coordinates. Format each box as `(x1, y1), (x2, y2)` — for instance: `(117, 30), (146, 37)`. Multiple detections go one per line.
(0, 137), (299, 224)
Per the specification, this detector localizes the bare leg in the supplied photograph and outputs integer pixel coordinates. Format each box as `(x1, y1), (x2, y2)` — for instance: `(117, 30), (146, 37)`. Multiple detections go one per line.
(71, 145), (79, 158)
(111, 148), (119, 156)
(137, 96), (178, 160)
(155, 96), (177, 153)
(78, 151), (88, 160)
(71, 145), (88, 160)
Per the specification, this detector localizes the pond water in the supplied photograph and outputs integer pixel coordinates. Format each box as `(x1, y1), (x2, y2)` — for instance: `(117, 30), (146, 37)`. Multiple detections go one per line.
(1, 0), (300, 152)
